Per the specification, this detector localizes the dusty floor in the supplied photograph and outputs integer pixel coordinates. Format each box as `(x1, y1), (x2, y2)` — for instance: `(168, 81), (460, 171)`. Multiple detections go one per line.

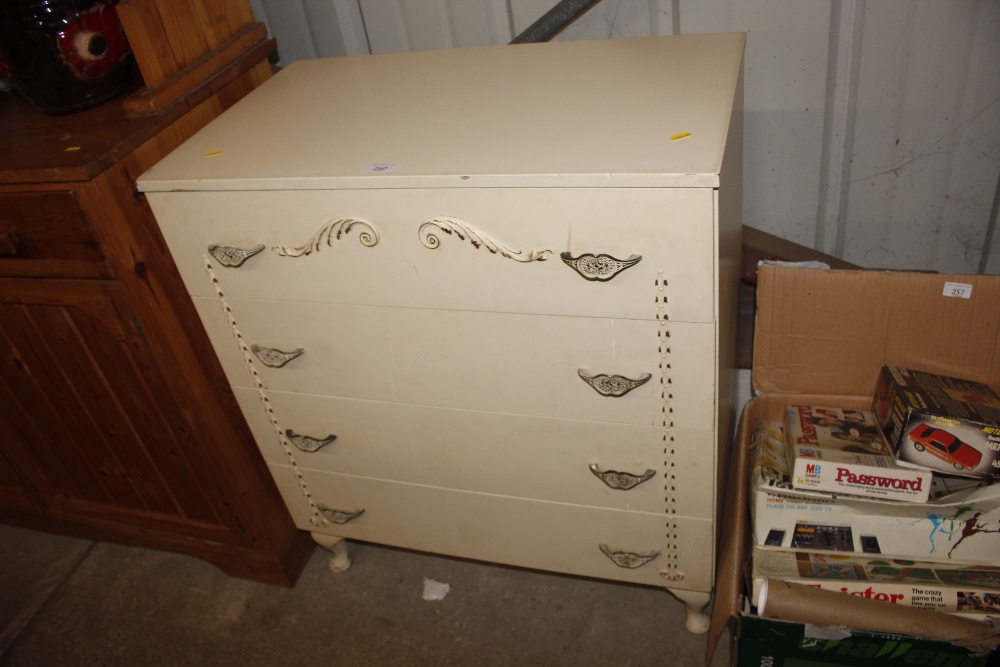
(0, 524), (729, 666)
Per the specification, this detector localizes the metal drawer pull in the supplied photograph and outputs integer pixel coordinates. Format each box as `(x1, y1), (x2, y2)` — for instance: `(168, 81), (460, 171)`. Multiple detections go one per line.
(599, 543), (660, 569)
(318, 506), (365, 525)
(560, 252), (641, 281)
(578, 370), (651, 397)
(286, 430), (336, 453)
(418, 217), (552, 262)
(207, 243), (265, 267)
(590, 464), (656, 490)
(251, 344), (304, 368)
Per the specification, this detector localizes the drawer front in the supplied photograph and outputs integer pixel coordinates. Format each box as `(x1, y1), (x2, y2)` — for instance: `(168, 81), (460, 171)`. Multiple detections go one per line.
(235, 388), (716, 519)
(150, 187), (715, 323)
(271, 465), (714, 592)
(0, 192), (112, 279)
(196, 298), (717, 430)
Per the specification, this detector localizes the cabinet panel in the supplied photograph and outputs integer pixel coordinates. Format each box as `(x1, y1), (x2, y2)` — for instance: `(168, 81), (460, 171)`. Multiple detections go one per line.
(271, 465), (714, 591)
(150, 187), (716, 323)
(0, 447), (41, 515)
(235, 388), (716, 519)
(196, 297), (717, 430)
(0, 280), (226, 529)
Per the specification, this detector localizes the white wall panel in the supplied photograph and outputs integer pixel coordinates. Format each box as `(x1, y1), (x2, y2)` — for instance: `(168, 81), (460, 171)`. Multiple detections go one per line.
(843, 1), (1000, 274)
(247, 0), (1000, 274)
(682, 1), (835, 250)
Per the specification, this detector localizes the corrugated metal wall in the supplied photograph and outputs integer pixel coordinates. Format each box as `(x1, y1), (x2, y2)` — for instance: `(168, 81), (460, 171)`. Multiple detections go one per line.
(248, 0), (1000, 275)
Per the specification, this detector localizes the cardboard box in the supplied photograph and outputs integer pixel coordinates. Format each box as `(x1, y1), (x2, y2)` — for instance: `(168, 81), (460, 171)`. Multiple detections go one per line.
(707, 266), (1000, 665)
(785, 403), (931, 502)
(750, 546), (1000, 615)
(750, 420), (1000, 563)
(874, 366), (1000, 481)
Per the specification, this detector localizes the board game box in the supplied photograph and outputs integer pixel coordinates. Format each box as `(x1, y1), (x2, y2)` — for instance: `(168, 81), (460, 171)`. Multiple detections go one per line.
(785, 404), (932, 502)
(751, 546), (1000, 615)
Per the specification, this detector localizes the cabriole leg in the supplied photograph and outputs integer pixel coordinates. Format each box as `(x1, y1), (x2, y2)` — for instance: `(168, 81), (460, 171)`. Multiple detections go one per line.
(311, 532), (351, 573)
(668, 589), (712, 634)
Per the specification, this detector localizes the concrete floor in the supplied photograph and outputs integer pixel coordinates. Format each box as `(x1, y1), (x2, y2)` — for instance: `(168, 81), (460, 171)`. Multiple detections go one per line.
(0, 524), (730, 666)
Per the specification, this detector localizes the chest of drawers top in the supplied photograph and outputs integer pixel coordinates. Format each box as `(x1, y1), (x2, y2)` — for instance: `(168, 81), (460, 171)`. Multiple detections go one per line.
(138, 33), (745, 194)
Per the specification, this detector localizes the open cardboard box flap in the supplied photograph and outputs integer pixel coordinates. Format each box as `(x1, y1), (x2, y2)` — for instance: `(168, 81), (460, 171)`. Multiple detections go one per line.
(707, 265), (1000, 662)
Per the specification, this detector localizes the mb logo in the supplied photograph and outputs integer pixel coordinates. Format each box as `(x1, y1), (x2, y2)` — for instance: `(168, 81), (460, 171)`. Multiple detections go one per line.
(805, 463), (822, 475)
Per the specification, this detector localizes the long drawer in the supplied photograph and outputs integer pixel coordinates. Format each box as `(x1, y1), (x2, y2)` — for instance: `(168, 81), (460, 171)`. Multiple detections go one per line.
(270, 465), (714, 591)
(196, 298), (717, 430)
(0, 191), (112, 279)
(150, 187), (716, 323)
(235, 388), (716, 519)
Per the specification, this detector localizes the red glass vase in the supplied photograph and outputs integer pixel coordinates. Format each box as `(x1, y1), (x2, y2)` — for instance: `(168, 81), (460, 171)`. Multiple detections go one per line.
(0, 0), (137, 115)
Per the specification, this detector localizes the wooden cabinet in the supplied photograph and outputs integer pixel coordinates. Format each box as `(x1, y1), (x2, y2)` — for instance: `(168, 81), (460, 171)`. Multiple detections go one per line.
(0, 50), (312, 586)
(141, 34), (745, 625)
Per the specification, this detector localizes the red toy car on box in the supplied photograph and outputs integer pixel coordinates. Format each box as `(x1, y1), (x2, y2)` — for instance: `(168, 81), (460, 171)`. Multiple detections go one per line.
(908, 424), (983, 471)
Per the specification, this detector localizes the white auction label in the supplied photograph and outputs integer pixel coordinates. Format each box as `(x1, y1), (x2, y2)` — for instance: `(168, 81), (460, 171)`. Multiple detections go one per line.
(365, 163), (396, 173)
(943, 282), (973, 299)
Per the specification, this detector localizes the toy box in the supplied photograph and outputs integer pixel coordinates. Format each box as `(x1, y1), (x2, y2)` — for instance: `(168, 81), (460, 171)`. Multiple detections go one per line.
(708, 266), (1000, 665)
(874, 366), (1000, 481)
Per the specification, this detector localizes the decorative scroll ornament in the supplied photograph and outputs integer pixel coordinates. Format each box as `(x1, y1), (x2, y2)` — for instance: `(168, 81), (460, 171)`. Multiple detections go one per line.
(418, 216), (552, 262)
(250, 344), (304, 368)
(560, 252), (641, 281)
(318, 506), (365, 525)
(578, 370), (652, 397)
(589, 464), (656, 490)
(273, 217), (380, 257)
(660, 571), (685, 581)
(599, 543), (660, 569)
(207, 243), (265, 268)
(286, 430), (336, 453)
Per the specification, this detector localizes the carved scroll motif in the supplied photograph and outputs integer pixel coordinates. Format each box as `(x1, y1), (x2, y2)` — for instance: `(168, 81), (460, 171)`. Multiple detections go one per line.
(418, 216), (552, 263)
(273, 217), (380, 257)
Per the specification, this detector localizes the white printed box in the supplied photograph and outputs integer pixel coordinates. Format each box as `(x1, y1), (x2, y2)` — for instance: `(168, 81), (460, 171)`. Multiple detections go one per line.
(785, 404), (932, 502)
(749, 421), (1000, 564)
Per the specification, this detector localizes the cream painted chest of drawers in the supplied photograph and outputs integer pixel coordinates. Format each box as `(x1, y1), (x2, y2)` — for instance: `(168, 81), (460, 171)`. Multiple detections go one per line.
(139, 33), (745, 633)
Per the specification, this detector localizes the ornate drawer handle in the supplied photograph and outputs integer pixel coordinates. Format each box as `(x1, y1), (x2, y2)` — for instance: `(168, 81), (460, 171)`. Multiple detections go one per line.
(251, 344), (304, 368)
(589, 464), (656, 490)
(560, 252), (641, 281)
(207, 243), (265, 267)
(286, 430), (336, 453)
(318, 506), (365, 525)
(578, 370), (651, 397)
(599, 543), (660, 569)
